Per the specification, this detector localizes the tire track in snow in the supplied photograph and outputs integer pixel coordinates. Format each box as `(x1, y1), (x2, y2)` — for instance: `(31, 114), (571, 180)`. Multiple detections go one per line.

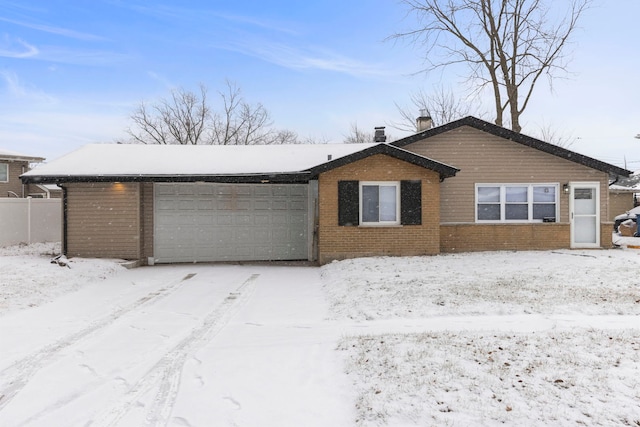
(0, 272), (198, 413)
(96, 273), (260, 427)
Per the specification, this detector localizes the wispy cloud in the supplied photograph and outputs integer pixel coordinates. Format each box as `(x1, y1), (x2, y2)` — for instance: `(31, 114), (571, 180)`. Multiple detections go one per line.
(20, 46), (133, 67)
(0, 16), (105, 41)
(210, 11), (300, 36)
(0, 70), (56, 103)
(0, 34), (38, 58)
(147, 71), (175, 90)
(105, 1), (299, 35)
(222, 40), (392, 78)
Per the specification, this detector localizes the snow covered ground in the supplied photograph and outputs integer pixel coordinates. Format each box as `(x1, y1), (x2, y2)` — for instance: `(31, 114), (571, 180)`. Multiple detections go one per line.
(0, 243), (639, 426)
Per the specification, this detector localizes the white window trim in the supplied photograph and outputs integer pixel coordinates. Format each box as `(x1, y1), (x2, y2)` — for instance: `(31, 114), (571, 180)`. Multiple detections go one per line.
(359, 181), (401, 226)
(0, 163), (8, 183)
(475, 183), (559, 223)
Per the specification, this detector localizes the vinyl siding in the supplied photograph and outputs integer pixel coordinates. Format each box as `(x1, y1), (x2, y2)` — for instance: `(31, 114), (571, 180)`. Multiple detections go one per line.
(609, 191), (634, 221)
(1, 161), (27, 197)
(140, 182), (154, 261)
(403, 126), (610, 224)
(65, 182), (141, 259)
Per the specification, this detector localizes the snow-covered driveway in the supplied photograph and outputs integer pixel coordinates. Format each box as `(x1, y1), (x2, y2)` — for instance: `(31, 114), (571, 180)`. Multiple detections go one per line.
(0, 264), (353, 426)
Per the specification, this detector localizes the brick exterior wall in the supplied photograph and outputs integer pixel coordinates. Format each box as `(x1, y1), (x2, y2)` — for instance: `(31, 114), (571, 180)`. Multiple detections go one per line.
(440, 223), (570, 253)
(64, 182), (142, 259)
(600, 224), (613, 248)
(318, 154), (441, 264)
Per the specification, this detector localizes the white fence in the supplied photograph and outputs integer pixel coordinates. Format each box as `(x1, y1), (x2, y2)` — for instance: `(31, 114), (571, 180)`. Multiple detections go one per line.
(0, 198), (62, 247)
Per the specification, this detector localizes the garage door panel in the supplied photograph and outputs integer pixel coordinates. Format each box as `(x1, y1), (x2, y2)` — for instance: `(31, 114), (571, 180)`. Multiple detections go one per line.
(216, 213), (233, 225)
(154, 183), (308, 263)
(272, 228), (290, 241)
(290, 186), (306, 196)
(254, 229), (271, 242)
(197, 200), (214, 210)
(254, 200), (271, 210)
(235, 214), (253, 225)
(254, 186), (272, 196)
(289, 200), (306, 210)
(273, 186), (289, 196)
(290, 212), (307, 224)
(177, 185), (196, 195)
(271, 200), (288, 210)
(271, 212), (290, 224)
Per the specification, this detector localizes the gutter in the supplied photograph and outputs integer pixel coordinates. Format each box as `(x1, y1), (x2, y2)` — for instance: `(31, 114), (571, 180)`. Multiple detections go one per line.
(21, 172), (313, 185)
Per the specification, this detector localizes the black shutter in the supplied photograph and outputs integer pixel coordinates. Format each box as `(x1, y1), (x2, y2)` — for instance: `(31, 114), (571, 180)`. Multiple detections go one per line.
(401, 180), (422, 225)
(338, 180), (359, 226)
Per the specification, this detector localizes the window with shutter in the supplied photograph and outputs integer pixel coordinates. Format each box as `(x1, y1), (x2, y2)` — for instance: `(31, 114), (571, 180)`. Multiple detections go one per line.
(337, 180), (422, 226)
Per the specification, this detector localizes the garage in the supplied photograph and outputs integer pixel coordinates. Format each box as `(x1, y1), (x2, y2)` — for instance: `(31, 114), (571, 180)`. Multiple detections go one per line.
(154, 183), (309, 263)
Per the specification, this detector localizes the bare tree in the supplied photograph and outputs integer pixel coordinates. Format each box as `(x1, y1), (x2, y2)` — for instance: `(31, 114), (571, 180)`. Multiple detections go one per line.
(126, 80), (299, 145)
(127, 84), (210, 145)
(536, 120), (576, 148)
(344, 122), (374, 144)
(393, 86), (475, 132)
(392, 0), (590, 132)
(209, 81), (273, 145)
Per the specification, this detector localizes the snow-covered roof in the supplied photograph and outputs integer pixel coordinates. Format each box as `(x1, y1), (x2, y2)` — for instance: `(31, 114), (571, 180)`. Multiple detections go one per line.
(21, 142), (459, 185)
(22, 143), (379, 178)
(609, 184), (637, 192)
(0, 148), (45, 162)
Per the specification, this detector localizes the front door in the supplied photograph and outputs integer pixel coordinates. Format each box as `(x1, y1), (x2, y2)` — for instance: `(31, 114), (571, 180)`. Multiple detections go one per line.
(570, 182), (600, 248)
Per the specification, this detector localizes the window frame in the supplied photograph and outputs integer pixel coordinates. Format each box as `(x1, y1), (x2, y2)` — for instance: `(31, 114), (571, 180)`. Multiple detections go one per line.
(359, 181), (401, 226)
(475, 183), (559, 223)
(0, 163), (8, 183)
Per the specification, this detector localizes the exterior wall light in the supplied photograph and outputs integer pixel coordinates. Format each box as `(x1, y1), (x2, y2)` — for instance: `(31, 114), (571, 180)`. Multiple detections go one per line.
(563, 183), (570, 194)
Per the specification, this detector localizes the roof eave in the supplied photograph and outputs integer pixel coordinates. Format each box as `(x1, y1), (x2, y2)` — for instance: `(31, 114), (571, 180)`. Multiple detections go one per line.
(1, 156), (45, 163)
(20, 172), (312, 185)
(308, 143), (459, 179)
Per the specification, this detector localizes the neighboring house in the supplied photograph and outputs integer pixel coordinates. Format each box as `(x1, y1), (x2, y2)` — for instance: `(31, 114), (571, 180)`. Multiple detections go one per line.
(0, 149), (47, 198)
(21, 117), (631, 265)
(608, 184), (636, 221)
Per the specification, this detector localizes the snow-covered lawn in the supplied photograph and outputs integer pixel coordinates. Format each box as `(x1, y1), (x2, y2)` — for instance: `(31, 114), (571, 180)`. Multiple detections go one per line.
(0, 243), (639, 426)
(0, 243), (124, 315)
(321, 251), (640, 319)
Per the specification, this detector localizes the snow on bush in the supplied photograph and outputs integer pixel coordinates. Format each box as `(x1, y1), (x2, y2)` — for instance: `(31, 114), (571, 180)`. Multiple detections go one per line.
(0, 242), (125, 315)
(339, 329), (640, 426)
(322, 251), (640, 320)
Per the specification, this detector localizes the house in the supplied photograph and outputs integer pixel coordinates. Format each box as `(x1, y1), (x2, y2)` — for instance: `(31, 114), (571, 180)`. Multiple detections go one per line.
(21, 142), (457, 264)
(391, 116), (630, 251)
(20, 117), (631, 265)
(0, 149), (47, 198)
(608, 184), (636, 222)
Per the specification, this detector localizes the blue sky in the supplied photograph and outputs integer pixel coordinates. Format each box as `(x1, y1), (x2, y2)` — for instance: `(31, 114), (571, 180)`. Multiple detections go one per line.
(1, 0), (639, 169)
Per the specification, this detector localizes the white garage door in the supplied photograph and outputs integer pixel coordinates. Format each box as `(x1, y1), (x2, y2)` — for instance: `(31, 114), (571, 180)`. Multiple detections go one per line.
(154, 183), (309, 263)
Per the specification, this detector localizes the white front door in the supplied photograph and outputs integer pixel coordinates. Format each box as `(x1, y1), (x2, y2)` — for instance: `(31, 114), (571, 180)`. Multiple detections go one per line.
(570, 182), (600, 248)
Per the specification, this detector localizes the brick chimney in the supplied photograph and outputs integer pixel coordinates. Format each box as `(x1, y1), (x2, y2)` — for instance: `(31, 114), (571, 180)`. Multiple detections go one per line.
(416, 109), (432, 132)
(374, 126), (387, 142)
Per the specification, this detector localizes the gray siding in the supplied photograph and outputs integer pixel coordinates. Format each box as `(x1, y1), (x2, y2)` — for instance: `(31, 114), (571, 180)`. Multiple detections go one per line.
(404, 126), (610, 224)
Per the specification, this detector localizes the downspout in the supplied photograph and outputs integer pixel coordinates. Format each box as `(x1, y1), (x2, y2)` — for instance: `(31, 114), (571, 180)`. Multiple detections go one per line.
(27, 196), (32, 244)
(62, 185), (68, 255)
(21, 164), (25, 197)
(36, 184), (51, 199)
